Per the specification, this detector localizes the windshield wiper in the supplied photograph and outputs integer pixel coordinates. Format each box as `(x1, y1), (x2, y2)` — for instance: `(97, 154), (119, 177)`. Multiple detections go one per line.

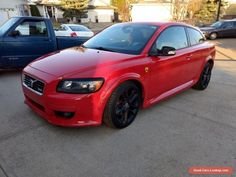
(92, 46), (116, 52)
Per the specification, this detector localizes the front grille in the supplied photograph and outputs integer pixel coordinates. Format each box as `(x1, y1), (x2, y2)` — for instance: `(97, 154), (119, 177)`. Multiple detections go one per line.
(23, 74), (45, 95)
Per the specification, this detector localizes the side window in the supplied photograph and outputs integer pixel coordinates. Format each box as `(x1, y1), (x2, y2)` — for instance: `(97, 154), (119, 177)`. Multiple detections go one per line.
(154, 26), (188, 51)
(14, 20), (48, 36)
(222, 22), (233, 29)
(187, 28), (205, 46)
(58, 25), (67, 31)
(233, 22), (236, 28)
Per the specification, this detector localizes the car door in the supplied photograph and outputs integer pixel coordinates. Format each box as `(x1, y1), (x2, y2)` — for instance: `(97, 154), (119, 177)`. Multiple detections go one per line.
(2, 19), (55, 67)
(55, 25), (70, 37)
(185, 27), (206, 80)
(233, 21), (236, 37)
(147, 26), (193, 100)
(220, 22), (234, 37)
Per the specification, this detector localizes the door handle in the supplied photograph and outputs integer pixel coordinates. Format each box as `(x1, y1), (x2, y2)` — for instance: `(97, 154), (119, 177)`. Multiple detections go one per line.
(186, 54), (193, 60)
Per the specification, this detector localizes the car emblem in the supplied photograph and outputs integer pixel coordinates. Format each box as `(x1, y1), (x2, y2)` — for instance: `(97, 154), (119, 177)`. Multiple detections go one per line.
(29, 79), (36, 88)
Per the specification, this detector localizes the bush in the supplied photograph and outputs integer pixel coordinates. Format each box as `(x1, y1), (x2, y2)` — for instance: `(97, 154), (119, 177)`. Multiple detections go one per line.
(30, 5), (41, 17)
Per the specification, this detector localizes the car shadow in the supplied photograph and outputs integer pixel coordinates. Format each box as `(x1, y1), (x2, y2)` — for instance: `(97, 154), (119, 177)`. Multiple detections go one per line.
(0, 69), (22, 77)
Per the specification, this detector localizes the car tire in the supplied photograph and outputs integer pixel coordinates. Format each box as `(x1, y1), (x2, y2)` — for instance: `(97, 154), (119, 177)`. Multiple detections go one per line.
(103, 81), (141, 128)
(209, 32), (217, 40)
(192, 62), (213, 90)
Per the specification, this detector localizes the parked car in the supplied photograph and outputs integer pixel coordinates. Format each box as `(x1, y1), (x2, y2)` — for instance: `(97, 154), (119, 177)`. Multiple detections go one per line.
(200, 19), (236, 40)
(55, 24), (94, 38)
(0, 17), (90, 68)
(22, 22), (215, 128)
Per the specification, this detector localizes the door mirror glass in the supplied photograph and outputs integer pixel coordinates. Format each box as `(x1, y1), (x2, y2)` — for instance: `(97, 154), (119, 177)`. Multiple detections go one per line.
(158, 46), (176, 56)
(10, 30), (20, 37)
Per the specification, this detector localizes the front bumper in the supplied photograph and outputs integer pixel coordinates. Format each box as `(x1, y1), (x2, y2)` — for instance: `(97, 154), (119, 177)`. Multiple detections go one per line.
(202, 31), (210, 38)
(22, 66), (105, 127)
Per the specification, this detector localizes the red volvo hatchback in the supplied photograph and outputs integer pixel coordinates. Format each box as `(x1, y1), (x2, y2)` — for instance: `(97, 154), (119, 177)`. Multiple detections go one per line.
(22, 22), (215, 128)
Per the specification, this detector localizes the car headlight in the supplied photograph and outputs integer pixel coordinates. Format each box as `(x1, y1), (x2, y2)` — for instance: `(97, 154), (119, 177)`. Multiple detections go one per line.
(57, 78), (104, 94)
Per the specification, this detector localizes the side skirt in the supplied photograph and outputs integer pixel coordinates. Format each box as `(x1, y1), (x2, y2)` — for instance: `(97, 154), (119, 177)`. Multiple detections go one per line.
(143, 80), (195, 108)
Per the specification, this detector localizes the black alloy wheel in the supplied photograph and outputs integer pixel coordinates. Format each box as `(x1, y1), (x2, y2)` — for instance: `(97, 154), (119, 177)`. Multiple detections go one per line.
(193, 62), (212, 90)
(103, 81), (141, 128)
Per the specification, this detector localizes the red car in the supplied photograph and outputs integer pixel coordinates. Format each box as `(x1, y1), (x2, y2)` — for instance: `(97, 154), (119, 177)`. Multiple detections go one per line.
(22, 22), (215, 128)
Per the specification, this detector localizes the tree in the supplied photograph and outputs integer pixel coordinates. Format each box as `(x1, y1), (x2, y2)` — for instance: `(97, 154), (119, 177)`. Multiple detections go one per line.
(172, 0), (189, 21)
(59, 0), (88, 20)
(111, 0), (137, 22)
(30, 5), (41, 17)
(194, 0), (217, 25)
(193, 0), (228, 25)
(186, 0), (202, 23)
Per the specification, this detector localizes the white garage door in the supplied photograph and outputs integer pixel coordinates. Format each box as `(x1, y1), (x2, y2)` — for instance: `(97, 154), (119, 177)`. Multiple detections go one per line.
(0, 9), (18, 26)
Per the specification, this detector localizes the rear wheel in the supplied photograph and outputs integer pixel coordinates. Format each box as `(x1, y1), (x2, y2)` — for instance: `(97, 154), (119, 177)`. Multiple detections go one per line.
(193, 62), (212, 90)
(209, 32), (217, 40)
(103, 81), (141, 128)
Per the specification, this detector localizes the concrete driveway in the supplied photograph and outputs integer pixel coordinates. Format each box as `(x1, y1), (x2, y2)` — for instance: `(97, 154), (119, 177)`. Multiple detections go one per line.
(0, 38), (236, 177)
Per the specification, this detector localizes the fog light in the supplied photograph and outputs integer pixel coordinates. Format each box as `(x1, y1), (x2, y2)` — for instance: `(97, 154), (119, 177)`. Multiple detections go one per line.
(55, 111), (75, 119)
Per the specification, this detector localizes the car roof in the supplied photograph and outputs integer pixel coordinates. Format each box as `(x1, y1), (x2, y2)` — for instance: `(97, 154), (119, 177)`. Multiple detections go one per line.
(117, 22), (197, 29)
(62, 24), (88, 27)
(14, 16), (47, 20)
(122, 21), (191, 26)
(219, 19), (236, 22)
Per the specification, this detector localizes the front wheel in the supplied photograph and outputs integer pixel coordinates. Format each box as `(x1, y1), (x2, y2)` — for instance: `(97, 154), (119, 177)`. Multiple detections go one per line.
(209, 32), (217, 40)
(193, 62), (212, 90)
(103, 81), (141, 128)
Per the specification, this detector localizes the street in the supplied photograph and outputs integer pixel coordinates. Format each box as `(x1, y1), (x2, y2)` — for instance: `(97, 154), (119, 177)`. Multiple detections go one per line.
(0, 38), (236, 177)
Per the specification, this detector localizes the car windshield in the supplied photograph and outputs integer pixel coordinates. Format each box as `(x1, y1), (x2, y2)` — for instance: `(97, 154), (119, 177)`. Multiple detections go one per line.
(83, 23), (158, 55)
(211, 21), (223, 28)
(0, 17), (18, 35)
(69, 25), (90, 32)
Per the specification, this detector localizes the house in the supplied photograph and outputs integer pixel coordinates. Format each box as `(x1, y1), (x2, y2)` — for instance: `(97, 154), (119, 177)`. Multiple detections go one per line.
(0, 0), (30, 26)
(223, 3), (236, 19)
(30, 0), (64, 21)
(81, 0), (115, 23)
(131, 0), (174, 22)
(223, 0), (236, 19)
(31, 0), (115, 23)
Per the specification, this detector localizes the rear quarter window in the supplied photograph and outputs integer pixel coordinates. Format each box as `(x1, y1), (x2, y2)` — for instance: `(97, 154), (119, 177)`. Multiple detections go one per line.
(187, 28), (205, 46)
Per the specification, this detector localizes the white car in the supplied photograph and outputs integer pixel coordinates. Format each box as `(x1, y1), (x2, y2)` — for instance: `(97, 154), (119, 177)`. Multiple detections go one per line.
(55, 24), (94, 38)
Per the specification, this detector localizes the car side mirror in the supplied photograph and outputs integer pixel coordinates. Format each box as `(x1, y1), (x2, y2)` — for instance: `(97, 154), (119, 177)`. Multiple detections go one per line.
(10, 30), (20, 37)
(160, 46), (176, 56)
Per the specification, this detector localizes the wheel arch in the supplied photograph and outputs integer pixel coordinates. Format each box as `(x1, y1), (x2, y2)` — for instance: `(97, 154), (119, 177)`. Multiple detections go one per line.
(209, 31), (218, 39)
(102, 74), (147, 108)
(206, 58), (214, 69)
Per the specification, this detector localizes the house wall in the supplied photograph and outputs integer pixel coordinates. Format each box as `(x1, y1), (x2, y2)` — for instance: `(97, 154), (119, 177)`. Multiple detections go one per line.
(0, 0), (29, 26)
(37, 5), (64, 19)
(131, 3), (173, 22)
(81, 9), (114, 23)
(89, 0), (111, 6)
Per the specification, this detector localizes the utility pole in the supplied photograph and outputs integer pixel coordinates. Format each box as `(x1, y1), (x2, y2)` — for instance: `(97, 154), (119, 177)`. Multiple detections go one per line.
(216, 0), (222, 21)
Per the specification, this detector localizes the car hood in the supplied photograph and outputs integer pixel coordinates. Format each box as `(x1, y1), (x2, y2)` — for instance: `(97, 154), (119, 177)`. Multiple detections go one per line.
(200, 26), (216, 31)
(29, 47), (137, 77)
